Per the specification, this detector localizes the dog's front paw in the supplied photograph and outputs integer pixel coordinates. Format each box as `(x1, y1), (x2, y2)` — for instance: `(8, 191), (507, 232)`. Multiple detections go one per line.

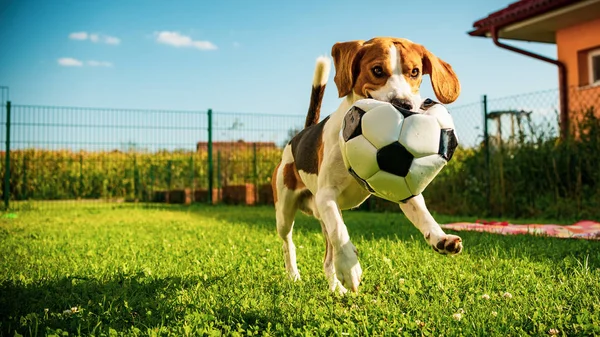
(429, 234), (463, 255)
(329, 278), (348, 296)
(333, 242), (362, 293)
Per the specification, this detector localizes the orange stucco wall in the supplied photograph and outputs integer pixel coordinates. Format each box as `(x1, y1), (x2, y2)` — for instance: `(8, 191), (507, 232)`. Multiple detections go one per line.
(556, 17), (600, 123)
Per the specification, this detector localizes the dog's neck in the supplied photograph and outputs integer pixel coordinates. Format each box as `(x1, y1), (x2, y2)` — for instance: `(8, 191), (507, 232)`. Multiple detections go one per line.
(332, 92), (364, 120)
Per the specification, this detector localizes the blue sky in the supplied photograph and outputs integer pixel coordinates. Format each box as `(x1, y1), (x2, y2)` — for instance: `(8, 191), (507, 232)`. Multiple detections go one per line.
(0, 0), (560, 117)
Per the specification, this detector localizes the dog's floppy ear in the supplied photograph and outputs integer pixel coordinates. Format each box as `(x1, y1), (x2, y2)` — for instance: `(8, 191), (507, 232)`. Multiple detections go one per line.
(331, 40), (365, 98)
(421, 46), (460, 104)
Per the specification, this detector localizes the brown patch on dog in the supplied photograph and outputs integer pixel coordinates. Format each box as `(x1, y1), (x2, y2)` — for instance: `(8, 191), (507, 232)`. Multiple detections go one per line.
(289, 116), (329, 175)
(283, 163), (296, 190)
(331, 40), (365, 97)
(419, 44), (460, 104)
(305, 84), (326, 128)
(271, 162), (280, 204)
(351, 40), (396, 98)
(317, 136), (325, 172)
(283, 162), (306, 190)
(330, 37), (460, 104)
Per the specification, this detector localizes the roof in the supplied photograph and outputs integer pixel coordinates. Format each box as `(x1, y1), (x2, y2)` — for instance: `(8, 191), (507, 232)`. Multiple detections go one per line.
(468, 0), (586, 38)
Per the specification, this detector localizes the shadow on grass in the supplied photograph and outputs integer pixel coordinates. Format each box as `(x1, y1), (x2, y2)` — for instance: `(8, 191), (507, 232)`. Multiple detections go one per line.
(0, 268), (304, 336)
(182, 204), (600, 270)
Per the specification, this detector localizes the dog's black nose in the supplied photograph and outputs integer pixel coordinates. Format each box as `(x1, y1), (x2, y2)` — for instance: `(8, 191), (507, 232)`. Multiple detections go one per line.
(391, 98), (413, 111)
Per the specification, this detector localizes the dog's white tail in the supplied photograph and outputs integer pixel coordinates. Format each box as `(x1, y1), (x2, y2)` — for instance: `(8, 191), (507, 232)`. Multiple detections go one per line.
(304, 56), (331, 129)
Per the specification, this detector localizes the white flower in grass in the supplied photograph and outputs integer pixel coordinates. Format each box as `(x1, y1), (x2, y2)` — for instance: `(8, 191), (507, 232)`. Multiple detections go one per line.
(502, 292), (513, 299)
(491, 311), (498, 317)
(399, 278), (405, 284)
(265, 248), (271, 252)
(299, 245), (304, 249)
(482, 294), (490, 300)
(548, 328), (559, 335)
(44, 308), (49, 313)
(62, 306), (79, 315)
(453, 313), (462, 321)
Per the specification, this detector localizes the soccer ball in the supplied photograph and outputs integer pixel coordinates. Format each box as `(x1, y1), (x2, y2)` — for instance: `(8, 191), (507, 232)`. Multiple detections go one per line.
(339, 98), (458, 203)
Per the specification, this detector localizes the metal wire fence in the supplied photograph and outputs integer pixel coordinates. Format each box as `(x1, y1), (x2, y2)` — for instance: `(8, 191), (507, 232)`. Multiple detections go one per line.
(486, 88), (561, 147)
(421, 85), (600, 219)
(1, 85), (598, 217)
(0, 99), (306, 209)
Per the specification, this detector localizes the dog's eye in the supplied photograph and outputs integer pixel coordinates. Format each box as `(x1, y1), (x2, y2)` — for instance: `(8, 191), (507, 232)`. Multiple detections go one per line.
(411, 68), (420, 78)
(372, 66), (384, 78)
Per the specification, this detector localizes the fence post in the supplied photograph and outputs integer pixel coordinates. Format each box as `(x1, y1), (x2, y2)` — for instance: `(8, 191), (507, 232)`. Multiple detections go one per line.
(253, 142), (258, 204)
(166, 159), (172, 203)
(482, 95), (490, 212)
(217, 150), (221, 202)
(189, 153), (195, 203)
(149, 164), (155, 202)
(133, 154), (139, 202)
(79, 153), (84, 198)
(4, 101), (11, 209)
(207, 109), (214, 204)
(22, 154), (27, 200)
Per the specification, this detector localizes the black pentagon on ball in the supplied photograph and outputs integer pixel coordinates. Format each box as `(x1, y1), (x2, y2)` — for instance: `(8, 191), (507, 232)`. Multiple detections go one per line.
(348, 167), (376, 193)
(439, 128), (459, 161)
(342, 106), (366, 142)
(391, 104), (417, 118)
(376, 142), (414, 177)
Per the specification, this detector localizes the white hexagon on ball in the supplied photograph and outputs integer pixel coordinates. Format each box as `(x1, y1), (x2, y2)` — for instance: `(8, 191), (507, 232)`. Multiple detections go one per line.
(405, 154), (448, 196)
(366, 170), (412, 202)
(344, 135), (379, 180)
(361, 104), (404, 149)
(398, 114), (441, 158)
(423, 103), (455, 130)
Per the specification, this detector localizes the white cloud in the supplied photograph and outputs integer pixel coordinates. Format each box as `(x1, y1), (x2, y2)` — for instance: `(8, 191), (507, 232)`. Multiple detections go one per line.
(233, 41), (241, 48)
(58, 57), (83, 67)
(57, 58), (113, 68)
(69, 32), (121, 45)
(155, 31), (217, 50)
(103, 36), (121, 45)
(69, 32), (88, 40)
(87, 60), (113, 67)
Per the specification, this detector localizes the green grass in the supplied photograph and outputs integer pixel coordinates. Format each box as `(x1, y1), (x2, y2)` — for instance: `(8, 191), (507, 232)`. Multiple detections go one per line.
(1, 205), (599, 336)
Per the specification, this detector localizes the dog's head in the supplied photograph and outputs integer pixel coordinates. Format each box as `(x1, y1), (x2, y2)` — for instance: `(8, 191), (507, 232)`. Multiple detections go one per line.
(331, 37), (460, 110)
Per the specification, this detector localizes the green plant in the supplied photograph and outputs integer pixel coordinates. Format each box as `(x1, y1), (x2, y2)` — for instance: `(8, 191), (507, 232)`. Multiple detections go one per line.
(424, 107), (600, 220)
(1, 205), (599, 336)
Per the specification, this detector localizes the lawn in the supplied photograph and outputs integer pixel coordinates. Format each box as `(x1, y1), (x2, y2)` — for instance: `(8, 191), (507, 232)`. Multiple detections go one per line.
(1, 204), (599, 336)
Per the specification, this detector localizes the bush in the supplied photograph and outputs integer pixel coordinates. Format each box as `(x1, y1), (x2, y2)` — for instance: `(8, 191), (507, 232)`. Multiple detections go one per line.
(0, 147), (283, 202)
(2, 108), (598, 220)
(424, 107), (600, 220)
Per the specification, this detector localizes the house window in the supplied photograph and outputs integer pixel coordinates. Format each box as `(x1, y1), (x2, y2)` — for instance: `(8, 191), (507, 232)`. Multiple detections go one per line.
(589, 48), (600, 86)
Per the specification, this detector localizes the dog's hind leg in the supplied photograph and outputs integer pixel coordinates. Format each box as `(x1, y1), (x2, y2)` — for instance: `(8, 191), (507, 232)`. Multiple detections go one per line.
(273, 164), (302, 281)
(276, 197), (301, 281)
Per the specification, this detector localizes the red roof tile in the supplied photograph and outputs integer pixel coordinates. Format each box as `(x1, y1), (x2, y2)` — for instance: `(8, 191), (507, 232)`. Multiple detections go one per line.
(469, 0), (585, 37)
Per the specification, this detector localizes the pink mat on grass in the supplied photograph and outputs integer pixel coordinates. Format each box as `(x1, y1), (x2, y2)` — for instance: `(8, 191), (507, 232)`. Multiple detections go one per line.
(440, 220), (600, 240)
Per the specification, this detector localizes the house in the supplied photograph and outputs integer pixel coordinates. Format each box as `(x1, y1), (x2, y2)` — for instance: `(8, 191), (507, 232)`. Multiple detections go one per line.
(469, 0), (600, 137)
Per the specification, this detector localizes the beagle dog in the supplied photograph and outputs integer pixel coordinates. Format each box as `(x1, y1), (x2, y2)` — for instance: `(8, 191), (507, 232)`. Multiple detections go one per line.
(272, 37), (462, 294)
